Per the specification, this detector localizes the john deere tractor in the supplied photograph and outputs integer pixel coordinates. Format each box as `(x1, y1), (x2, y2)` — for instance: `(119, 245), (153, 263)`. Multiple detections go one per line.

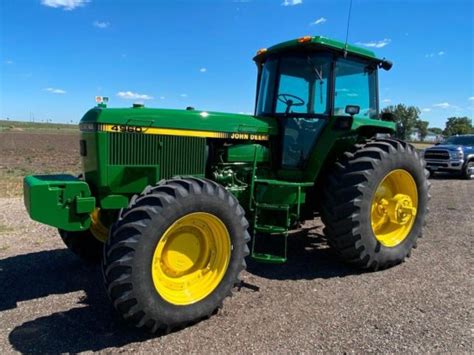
(24, 36), (429, 332)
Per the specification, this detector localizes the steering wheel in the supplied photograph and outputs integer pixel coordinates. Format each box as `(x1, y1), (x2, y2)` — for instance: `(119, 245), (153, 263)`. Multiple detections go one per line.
(277, 93), (305, 114)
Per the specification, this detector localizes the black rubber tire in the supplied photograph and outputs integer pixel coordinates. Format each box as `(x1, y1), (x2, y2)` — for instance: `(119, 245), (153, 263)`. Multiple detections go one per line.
(320, 138), (430, 271)
(102, 177), (250, 333)
(462, 161), (474, 180)
(58, 229), (103, 262)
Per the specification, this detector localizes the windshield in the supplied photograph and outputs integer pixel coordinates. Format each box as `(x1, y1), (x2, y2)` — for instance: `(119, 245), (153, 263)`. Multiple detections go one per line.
(256, 54), (331, 117)
(444, 136), (474, 145)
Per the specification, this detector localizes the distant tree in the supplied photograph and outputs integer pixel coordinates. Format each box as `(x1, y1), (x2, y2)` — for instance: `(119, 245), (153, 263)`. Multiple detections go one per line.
(382, 104), (421, 140)
(443, 116), (473, 136)
(430, 127), (443, 135)
(415, 120), (429, 141)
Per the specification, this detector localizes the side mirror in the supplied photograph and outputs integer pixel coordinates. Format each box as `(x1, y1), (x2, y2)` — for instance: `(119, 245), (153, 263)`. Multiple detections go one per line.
(379, 59), (393, 71)
(345, 105), (360, 116)
(380, 112), (395, 122)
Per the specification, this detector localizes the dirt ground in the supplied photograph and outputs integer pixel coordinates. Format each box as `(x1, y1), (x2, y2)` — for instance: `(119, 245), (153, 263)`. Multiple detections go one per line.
(0, 130), (472, 352)
(0, 131), (81, 197)
(0, 177), (472, 353)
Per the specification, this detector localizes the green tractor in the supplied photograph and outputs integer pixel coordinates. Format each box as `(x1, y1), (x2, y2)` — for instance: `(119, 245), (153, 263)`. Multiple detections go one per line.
(24, 36), (429, 333)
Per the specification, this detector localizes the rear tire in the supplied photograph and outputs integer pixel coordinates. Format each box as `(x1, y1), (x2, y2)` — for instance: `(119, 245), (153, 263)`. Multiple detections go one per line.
(59, 229), (103, 262)
(103, 178), (250, 333)
(320, 138), (430, 270)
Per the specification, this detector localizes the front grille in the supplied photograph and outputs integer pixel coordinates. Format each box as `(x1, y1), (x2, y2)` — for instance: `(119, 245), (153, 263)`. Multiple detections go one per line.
(424, 150), (449, 160)
(108, 133), (206, 178)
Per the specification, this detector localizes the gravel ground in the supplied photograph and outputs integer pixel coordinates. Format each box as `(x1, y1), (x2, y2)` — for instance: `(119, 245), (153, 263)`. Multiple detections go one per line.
(0, 176), (472, 353)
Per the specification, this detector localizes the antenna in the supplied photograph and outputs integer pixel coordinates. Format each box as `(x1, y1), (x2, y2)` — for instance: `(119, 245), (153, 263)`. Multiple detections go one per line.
(343, 0), (353, 58)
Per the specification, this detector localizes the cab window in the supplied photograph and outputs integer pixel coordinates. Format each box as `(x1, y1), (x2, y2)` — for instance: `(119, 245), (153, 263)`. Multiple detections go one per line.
(275, 56), (330, 115)
(334, 58), (377, 118)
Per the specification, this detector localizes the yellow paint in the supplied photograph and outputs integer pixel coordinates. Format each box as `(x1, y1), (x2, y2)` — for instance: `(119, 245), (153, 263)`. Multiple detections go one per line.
(151, 212), (231, 305)
(90, 208), (108, 242)
(99, 124), (269, 141)
(371, 169), (418, 247)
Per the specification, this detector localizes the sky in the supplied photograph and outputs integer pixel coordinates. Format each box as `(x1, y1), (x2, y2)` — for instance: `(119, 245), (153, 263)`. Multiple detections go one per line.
(0, 0), (473, 129)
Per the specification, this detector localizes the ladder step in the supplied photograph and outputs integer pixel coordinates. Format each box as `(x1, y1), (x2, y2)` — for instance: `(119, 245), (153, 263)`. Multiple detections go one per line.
(255, 225), (288, 234)
(255, 203), (290, 211)
(251, 252), (287, 264)
(254, 179), (314, 187)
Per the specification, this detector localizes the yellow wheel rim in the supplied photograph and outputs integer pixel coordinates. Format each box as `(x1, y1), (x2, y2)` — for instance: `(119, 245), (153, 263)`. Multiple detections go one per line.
(371, 169), (418, 247)
(151, 212), (231, 306)
(90, 208), (108, 243)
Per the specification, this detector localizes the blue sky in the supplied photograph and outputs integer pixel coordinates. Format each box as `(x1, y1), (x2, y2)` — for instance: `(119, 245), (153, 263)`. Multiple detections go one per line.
(1, 0), (473, 129)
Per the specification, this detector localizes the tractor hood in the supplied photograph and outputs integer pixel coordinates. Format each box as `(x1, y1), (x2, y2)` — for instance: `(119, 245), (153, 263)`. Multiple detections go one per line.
(80, 107), (278, 137)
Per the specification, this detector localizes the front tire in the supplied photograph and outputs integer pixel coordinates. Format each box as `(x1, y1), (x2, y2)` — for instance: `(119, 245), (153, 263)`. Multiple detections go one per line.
(321, 139), (430, 270)
(462, 161), (474, 180)
(103, 178), (250, 333)
(59, 229), (103, 262)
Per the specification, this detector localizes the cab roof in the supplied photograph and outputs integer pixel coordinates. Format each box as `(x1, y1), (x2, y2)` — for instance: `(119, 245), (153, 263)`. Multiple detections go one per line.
(253, 35), (383, 64)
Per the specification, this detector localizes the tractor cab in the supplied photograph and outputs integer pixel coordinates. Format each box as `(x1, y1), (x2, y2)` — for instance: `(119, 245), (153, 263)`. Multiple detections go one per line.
(253, 36), (391, 170)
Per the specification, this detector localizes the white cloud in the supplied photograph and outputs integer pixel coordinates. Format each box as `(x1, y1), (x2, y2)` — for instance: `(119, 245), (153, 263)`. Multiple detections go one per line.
(422, 108), (432, 112)
(93, 21), (110, 29)
(44, 87), (66, 94)
(433, 102), (451, 109)
(4, 60), (13, 64)
(382, 99), (391, 104)
(310, 17), (326, 25)
(425, 51), (445, 58)
(41, 0), (89, 11)
(160, 96), (165, 100)
(356, 38), (391, 48)
(117, 91), (153, 100)
(180, 93), (188, 98)
(468, 96), (474, 101)
(282, 0), (302, 6)
(433, 102), (452, 109)
(199, 67), (207, 73)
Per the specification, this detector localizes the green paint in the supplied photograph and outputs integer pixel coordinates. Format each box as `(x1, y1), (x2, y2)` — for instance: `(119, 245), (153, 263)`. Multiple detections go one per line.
(100, 195), (130, 209)
(226, 144), (269, 162)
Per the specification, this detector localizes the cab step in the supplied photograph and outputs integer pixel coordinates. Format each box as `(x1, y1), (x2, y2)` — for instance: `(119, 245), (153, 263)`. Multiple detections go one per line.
(255, 224), (288, 234)
(251, 252), (287, 264)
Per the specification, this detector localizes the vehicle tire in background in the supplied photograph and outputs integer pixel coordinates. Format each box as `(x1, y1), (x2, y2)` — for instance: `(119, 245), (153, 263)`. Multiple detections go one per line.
(321, 138), (430, 271)
(103, 177), (250, 333)
(462, 161), (474, 180)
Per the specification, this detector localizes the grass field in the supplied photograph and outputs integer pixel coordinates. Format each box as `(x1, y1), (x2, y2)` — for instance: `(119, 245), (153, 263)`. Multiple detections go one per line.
(0, 121), (80, 197)
(0, 119), (77, 133)
(409, 142), (433, 150)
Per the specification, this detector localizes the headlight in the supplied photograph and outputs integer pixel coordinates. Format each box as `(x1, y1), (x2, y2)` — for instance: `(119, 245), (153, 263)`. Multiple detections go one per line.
(450, 150), (464, 159)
